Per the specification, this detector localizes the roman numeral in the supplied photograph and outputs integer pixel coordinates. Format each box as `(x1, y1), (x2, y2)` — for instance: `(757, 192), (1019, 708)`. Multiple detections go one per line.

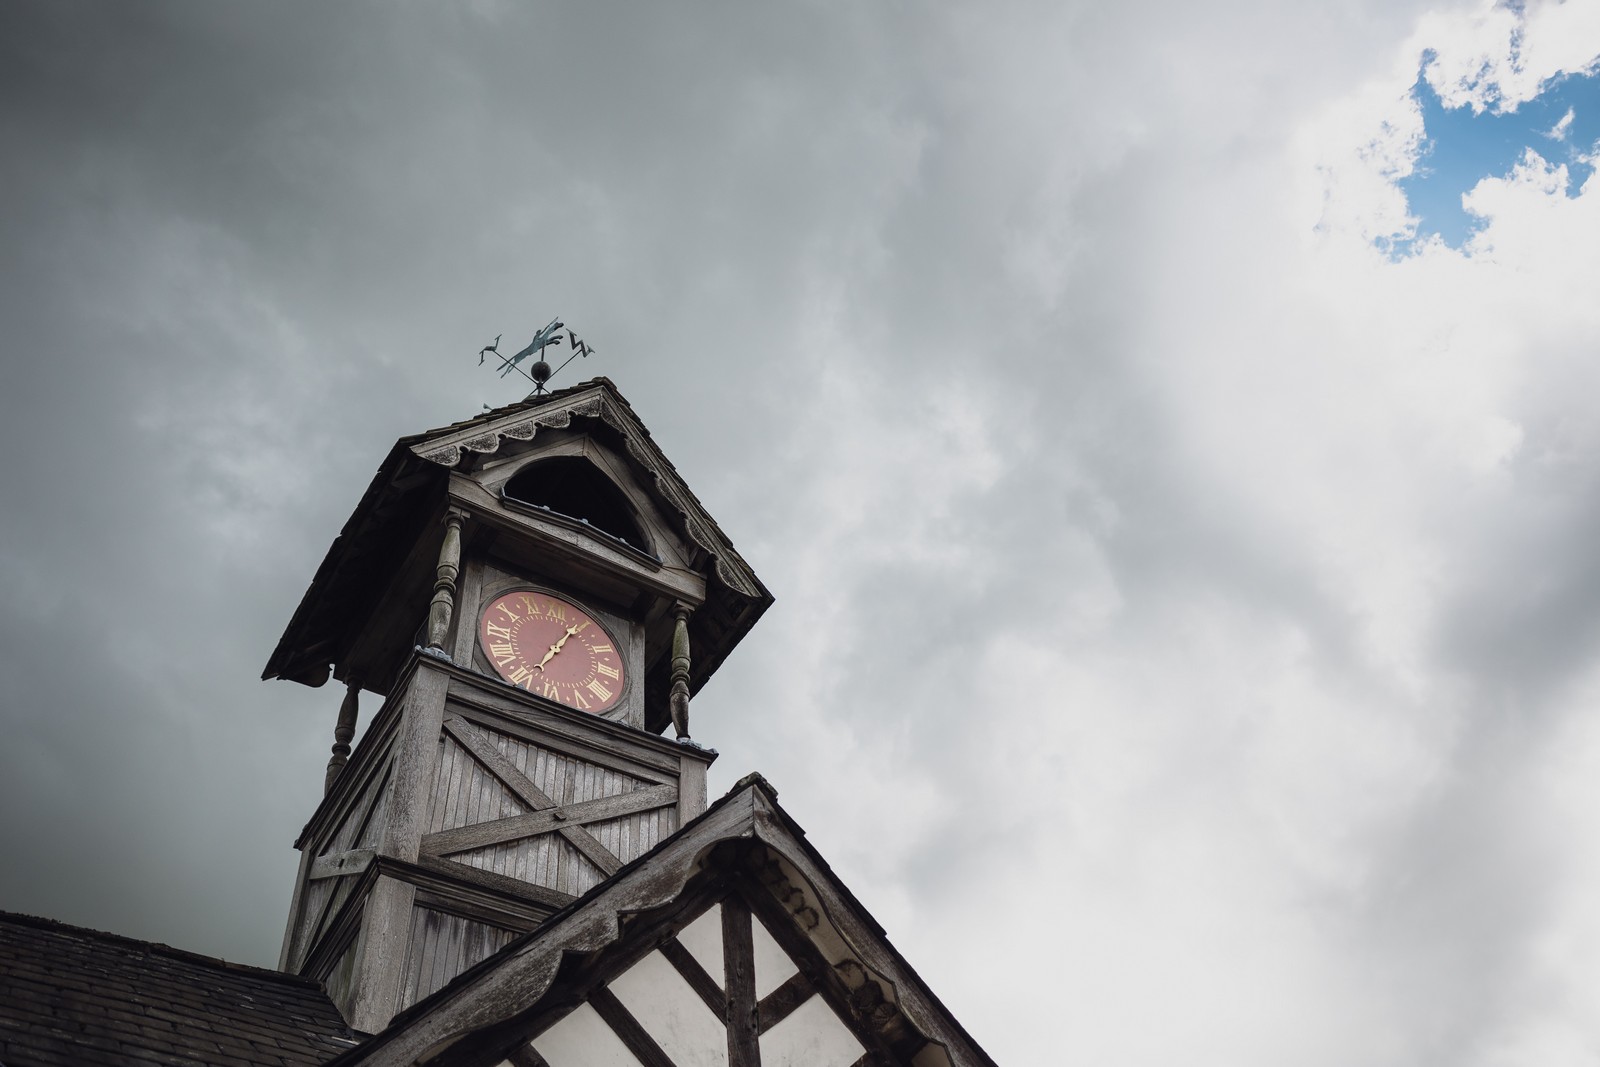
(489, 642), (515, 662)
(542, 679), (559, 699)
(519, 595), (539, 616)
(485, 622), (512, 641)
(568, 688), (591, 709)
(590, 644), (613, 654)
(545, 602), (567, 620)
(508, 666), (535, 688)
(595, 662), (620, 680)
(496, 603), (519, 621)
(584, 679), (613, 702)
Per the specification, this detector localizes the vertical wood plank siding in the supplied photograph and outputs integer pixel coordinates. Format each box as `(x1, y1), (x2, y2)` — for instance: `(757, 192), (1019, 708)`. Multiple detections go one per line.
(294, 763), (395, 965)
(398, 907), (517, 1010)
(424, 718), (677, 897)
(325, 937), (361, 1020)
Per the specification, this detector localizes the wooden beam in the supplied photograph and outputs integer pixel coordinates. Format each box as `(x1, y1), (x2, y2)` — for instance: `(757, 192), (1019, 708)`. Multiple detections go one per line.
(722, 895), (761, 1066)
(421, 784), (676, 857)
(308, 848), (376, 881)
(660, 938), (725, 1022)
(414, 853), (575, 912)
(756, 970), (813, 1037)
(590, 987), (678, 1067)
(738, 874), (906, 1067)
(505, 1044), (550, 1067)
(442, 717), (623, 876)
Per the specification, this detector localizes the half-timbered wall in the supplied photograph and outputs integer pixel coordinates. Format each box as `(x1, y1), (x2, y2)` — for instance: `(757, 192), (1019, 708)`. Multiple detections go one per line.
(507, 900), (867, 1067)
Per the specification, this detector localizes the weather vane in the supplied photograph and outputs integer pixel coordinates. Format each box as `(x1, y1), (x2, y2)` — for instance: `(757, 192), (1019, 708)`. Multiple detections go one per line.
(476, 317), (596, 394)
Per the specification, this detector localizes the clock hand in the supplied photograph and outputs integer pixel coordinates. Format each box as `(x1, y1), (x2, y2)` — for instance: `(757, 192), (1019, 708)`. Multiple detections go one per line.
(533, 625), (581, 671)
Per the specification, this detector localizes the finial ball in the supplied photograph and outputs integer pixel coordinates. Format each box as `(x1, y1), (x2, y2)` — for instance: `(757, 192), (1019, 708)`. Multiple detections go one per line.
(531, 360), (552, 384)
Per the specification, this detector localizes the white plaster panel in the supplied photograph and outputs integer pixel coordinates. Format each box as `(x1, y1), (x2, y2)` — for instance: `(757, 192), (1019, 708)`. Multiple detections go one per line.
(532, 1003), (643, 1067)
(751, 911), (799, 999)
(676, 903), (724, 987)
(609, 950), (728, 1067)
(759, 994), (865, 1067)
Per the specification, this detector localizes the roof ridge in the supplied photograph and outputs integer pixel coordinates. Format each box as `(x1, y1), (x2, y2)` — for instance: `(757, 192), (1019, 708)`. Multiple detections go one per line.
(0, 909), (327, 990)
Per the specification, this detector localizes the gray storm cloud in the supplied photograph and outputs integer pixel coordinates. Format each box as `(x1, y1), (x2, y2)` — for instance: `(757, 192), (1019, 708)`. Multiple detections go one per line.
(5, 1), (1600, 1063)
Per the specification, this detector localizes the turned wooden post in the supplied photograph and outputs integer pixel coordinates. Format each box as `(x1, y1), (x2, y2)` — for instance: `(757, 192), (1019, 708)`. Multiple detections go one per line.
(426, 509), (466, 651)
(669, 604), (692, 741)
(324, 676), (361, 794)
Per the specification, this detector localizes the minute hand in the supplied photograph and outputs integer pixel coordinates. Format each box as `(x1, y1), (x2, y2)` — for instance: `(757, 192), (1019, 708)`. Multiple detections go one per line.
(534, 625), (581, 671)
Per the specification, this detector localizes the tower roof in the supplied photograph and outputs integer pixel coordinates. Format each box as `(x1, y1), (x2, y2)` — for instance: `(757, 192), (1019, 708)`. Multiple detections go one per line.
(263, 378), (772, 725)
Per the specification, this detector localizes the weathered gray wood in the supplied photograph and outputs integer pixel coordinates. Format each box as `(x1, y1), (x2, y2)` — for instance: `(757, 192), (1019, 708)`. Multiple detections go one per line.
(507, 1044), (551, 1067)
(277, 839), (317, 972)
(445, 677), (682, 778)
(421, 784), (677, 858)
(678, 751), (708, 824)
(669, 604), (692, 740)
(414, 853), (576, 912)
(744, 795), (996, 1066)
(442, 716), (628, 882)
(346, 874), (418, 1035)
(589, 987), (677, 1067)
(383, 662), (451, 864)
(451, 555), (485, 665)
(400, 907), (519, 1012)
(296, 673), (405, 853)
(426, 509), (466, 650)
(449, 476), (707, 606)
(325, 678), (362, 794)
(309, 848), (377, 881)
(661, 937), (725, 1021)
(723, 894), (761, 1066)
(330, 789), (762, 1065)
(736, 872), (909, 1067)
(757, 970), (814, 1036)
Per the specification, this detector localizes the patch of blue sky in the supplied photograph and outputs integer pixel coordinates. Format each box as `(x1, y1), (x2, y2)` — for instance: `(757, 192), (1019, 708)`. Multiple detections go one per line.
(1389, 54), (1600, 254)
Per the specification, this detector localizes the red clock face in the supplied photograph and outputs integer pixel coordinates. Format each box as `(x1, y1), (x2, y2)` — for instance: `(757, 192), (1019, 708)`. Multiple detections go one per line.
(479, 590), (625, 713)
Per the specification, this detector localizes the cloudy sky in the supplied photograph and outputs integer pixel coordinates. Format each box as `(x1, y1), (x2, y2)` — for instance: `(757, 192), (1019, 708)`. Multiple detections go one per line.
(5, 0), (1600, 1062)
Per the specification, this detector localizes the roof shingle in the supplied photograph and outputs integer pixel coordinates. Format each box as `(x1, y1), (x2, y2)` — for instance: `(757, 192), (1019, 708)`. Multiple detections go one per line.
(0, 912), (360, 1067)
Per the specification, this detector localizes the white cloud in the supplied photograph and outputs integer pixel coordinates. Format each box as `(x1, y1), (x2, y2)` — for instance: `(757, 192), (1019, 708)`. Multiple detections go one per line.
(9, 1), (1600, 1063)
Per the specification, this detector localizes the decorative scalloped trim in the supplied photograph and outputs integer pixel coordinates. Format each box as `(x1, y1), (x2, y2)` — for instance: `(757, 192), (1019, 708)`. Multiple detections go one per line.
(412, 390), (764, 599)
(417, 443), (463, 466)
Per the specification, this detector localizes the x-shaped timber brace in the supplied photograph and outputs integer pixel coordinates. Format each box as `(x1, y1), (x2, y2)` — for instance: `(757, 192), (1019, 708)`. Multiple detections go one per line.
(307, 717), (675, 896)
(420, 717), (675, 877)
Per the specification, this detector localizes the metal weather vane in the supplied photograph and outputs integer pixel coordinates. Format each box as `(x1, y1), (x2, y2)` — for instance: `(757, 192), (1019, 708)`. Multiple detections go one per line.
(477, 317), (596, 394)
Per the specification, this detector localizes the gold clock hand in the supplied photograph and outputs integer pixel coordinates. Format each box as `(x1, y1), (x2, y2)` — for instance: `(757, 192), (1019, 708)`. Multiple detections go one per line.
(534, 626), (581, 671)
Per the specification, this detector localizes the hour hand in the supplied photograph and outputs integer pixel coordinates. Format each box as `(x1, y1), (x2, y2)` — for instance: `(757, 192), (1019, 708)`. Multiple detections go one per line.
(534, 626), (581, 670)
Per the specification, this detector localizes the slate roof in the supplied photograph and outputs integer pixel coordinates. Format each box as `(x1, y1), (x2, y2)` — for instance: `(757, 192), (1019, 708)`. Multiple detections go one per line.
(0, 911), (360, 1067)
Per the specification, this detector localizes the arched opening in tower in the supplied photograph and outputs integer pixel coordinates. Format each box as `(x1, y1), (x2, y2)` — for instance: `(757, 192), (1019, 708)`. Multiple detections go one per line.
(502, 457), (650, 551)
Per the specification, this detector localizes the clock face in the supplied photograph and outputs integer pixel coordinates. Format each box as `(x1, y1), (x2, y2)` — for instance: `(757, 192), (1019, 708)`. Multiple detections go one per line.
(478, 590), (626, 713)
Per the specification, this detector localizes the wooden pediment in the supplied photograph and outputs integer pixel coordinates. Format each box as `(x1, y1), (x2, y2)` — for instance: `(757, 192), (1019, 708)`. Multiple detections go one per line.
(330, 777), (996, 1067)
(408, 379), (764, 604)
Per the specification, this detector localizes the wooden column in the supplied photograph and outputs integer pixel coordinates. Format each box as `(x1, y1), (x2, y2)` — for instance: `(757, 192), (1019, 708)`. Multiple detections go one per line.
(426, 509), (466, 652)
(669, 604), (692, 741)
(323, 676), (361, 794)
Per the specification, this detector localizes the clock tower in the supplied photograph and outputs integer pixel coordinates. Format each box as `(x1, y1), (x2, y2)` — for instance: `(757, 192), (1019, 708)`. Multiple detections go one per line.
(265, 378), (771, 1034)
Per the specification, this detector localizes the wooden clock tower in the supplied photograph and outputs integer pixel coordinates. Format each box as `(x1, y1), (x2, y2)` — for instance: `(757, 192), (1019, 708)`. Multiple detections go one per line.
(0, 373), (996, 1066)
(264, 378), (772, 1035)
